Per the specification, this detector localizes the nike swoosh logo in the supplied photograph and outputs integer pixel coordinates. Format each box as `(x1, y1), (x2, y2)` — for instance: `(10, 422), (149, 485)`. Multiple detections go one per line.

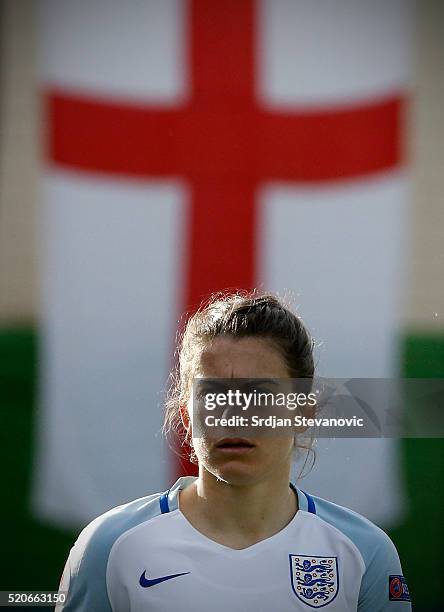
(139, 570), (190, 588)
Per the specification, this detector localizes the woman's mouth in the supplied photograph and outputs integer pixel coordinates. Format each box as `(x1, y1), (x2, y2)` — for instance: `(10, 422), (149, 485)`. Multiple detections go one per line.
(215, 438), (256, 453)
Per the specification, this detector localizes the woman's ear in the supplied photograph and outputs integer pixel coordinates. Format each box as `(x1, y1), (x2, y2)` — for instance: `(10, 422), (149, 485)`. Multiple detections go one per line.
(179, 403), (191, 434)
(293, 402), (316, 435)
(179, 403), (197, 463)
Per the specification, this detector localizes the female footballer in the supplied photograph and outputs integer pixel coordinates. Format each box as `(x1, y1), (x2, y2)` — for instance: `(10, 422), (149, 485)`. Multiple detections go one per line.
(56, 292), (411, 611)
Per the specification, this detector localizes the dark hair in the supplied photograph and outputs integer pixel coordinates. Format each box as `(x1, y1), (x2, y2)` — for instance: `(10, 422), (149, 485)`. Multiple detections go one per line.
(163, 290), (316, 471)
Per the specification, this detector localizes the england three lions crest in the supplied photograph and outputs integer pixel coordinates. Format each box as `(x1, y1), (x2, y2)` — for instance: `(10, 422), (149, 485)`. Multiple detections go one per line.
(289, 555), (339, 608)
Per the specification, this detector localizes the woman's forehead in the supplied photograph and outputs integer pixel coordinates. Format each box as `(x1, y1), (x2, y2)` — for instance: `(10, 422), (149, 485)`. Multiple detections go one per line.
(195, 336), (288, 378)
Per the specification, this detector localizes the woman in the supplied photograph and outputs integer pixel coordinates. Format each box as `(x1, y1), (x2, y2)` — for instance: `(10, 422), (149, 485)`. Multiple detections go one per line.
(56, 292), (411, 611)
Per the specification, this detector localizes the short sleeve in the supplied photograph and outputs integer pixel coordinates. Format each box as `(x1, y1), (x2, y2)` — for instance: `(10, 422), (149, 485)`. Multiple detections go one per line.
(358, 531), (412, 611)
(54, 520), (114, 612)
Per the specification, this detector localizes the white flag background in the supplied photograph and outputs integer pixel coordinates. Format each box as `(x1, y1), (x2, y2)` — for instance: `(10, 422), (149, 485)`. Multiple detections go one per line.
(32, 0), (412, 529)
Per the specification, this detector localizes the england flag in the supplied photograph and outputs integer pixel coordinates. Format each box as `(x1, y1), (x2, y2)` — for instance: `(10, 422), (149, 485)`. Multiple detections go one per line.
(33, 0), (412, 529)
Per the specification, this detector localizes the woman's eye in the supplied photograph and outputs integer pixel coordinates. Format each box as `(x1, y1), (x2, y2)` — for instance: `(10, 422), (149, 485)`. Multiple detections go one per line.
(258, 387), (275, 395)
(253, 387), (276, 398)
(196, 386), (216, 398)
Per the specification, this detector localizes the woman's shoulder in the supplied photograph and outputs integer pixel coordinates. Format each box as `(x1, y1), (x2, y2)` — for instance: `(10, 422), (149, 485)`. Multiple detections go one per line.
(300, 491), (411, 606)
(69, 489), (166, 575)
(301, 489), (402, 571)
(57, 489), (174, 610)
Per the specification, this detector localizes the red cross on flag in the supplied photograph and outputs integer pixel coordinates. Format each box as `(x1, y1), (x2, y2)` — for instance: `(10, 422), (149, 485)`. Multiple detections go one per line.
(33, 0), (411, 528)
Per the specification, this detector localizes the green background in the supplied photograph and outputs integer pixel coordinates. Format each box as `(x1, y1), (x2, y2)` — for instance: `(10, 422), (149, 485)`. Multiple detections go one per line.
(1, 329), (443, 610)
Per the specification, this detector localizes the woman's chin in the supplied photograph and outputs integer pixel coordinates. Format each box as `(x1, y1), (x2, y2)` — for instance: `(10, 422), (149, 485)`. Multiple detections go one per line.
(209, 463), (262, 486)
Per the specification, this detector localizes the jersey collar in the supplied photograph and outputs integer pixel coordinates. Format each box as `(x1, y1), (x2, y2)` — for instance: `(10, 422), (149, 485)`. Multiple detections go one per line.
(160, 475), (316, 514)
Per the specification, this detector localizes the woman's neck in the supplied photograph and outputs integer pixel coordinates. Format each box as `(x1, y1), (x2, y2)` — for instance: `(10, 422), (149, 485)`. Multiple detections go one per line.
(178, 469), (298, 549)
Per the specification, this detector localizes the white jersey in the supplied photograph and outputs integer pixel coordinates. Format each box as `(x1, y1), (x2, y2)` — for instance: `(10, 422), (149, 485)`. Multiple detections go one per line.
(56, 476), (411, 611)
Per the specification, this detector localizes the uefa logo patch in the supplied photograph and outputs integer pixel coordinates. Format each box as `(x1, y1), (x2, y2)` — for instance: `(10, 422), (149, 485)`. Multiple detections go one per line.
(389, 575), (411, 602)
(289, 555), (339, 608)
